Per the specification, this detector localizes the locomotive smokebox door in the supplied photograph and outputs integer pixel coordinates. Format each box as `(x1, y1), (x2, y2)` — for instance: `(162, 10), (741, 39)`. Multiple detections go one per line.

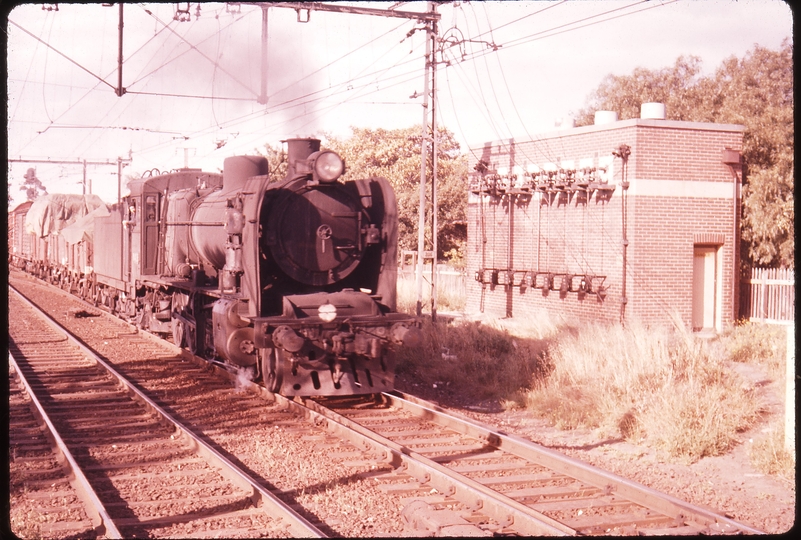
(266, 187), (369, 286)
(212, 299), (257, 366)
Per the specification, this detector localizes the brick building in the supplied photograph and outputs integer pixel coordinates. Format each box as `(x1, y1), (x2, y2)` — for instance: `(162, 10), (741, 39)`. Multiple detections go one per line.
(466, 106), (744, 332)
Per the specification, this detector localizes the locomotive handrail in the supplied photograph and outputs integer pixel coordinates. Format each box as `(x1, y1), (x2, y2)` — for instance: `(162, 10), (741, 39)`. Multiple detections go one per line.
(165, 221), (226, 226)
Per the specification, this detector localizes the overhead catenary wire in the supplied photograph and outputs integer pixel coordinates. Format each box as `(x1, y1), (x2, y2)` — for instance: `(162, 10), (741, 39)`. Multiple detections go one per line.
(12, 1), (640, 162)
(8, 19), (117, 92)
(10, 1), (681, 202)
(141, 7), (260, 99)
(9, 6), (205, 156)
(122, 12), (422, 160)
(459, 0), (675, 65)
(84, 0), (652, 177)
(127, 5), (249, 89)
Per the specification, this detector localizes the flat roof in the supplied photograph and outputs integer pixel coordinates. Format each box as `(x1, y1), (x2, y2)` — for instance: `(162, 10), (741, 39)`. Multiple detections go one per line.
(471, 118), (746, 150)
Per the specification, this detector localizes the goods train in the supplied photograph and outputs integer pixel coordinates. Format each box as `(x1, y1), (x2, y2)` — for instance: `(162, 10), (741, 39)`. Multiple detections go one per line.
(8, 138), (421, 396)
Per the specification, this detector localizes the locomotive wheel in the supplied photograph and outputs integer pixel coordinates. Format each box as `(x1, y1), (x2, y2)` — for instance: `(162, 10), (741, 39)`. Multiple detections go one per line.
(260, 348), (281, 393)
(172, 319), (186, 348)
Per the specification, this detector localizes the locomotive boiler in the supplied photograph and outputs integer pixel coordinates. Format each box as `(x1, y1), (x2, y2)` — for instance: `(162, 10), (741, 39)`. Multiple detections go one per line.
(17, 138), (420, 397)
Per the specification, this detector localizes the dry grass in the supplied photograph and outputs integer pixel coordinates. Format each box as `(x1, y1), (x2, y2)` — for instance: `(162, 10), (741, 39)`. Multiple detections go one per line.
(396, 271), (466, 314)
(523, 318), (763, 462)
(717, 321), (794, 477)
(748, 421), (796, 485)
(395, 317), (552, 401)
(396, 277), (789, 471)
(717, 320), (787, 378)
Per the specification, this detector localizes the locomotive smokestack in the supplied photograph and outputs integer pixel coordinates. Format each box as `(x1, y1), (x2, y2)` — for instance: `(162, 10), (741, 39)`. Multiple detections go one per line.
(285, 138), (321, 179)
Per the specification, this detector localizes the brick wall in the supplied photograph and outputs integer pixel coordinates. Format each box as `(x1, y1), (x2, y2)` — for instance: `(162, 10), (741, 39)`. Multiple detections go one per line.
(466, 118), (744, 330)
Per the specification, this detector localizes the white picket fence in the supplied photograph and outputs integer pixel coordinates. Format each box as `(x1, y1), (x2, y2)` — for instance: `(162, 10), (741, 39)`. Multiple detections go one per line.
(740, 267), (795, 323)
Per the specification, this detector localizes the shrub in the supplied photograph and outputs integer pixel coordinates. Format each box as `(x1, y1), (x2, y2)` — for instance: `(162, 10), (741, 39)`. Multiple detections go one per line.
(718, 321), (786, 377)
(523, 320), (762, 461)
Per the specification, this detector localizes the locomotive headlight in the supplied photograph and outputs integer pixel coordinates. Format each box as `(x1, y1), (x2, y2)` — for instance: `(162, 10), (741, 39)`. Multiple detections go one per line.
(318, 303), (337, 322)
(311, 150), (344, 183)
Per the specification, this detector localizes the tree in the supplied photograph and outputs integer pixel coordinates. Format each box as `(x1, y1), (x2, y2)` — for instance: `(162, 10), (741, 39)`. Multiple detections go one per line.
(257, 143), (289, 183)
(704, 41), (793, 268)
(574, 55), (711, 125)
(20, 168), (48, 202)
(572, 41), (793, 268)
(324, 126), (468, 266)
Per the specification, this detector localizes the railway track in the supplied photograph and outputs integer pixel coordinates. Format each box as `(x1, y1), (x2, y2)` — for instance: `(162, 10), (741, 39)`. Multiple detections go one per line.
(7, 286), (323, 539)
(8, 272), (764, 536)
(9, 361), (105, 538)
(302, 394), (766, 536)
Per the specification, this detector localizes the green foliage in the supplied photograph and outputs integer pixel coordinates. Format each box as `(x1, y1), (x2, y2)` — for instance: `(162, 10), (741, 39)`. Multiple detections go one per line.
(707, 42), (793, 268)
(324, 126), (468, 265)
(574, 41), (793, 268)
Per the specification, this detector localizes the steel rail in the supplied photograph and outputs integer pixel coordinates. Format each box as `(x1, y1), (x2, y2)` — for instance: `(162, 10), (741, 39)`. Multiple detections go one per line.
(9, 286), (326, 539)
(386, 391), (766, 535)
(191, 347), (763, 535)
(292, 396), (573, 536)
(9, 352), (123, 539)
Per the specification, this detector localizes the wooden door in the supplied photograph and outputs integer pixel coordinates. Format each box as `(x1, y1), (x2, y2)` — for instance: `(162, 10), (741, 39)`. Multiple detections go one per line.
(692, 246), (717, 331)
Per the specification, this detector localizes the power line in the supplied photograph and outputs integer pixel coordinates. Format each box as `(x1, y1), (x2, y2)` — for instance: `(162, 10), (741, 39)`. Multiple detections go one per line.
(460, 0), (674, 65)
(35, 124), (188, 136)
(8, 18), (116, 91)
(141, 7), (260, 99)
(127, 5), (250, 89)
(467, 0), (568, 41)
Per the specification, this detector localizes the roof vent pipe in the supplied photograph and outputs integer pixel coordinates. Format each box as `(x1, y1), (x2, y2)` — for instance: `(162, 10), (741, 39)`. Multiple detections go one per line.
(640, 102), (666, 120)
(594, 111), (618, 125)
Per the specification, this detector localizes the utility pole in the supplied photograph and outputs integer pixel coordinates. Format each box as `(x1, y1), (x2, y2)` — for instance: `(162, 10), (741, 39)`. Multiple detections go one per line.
(116, 3), (125, 97)
(175, 147), (196, 168)
(430, 3), (439, 322)
(415, 1), (438, 318)
(259, 7), (268, 104)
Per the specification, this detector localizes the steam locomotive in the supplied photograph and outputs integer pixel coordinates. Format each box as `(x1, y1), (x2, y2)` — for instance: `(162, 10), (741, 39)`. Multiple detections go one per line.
(9, 138), (420, 396)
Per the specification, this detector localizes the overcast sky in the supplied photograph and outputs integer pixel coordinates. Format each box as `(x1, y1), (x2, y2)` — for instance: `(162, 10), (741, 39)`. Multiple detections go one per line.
(6, 0), (792, 206)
